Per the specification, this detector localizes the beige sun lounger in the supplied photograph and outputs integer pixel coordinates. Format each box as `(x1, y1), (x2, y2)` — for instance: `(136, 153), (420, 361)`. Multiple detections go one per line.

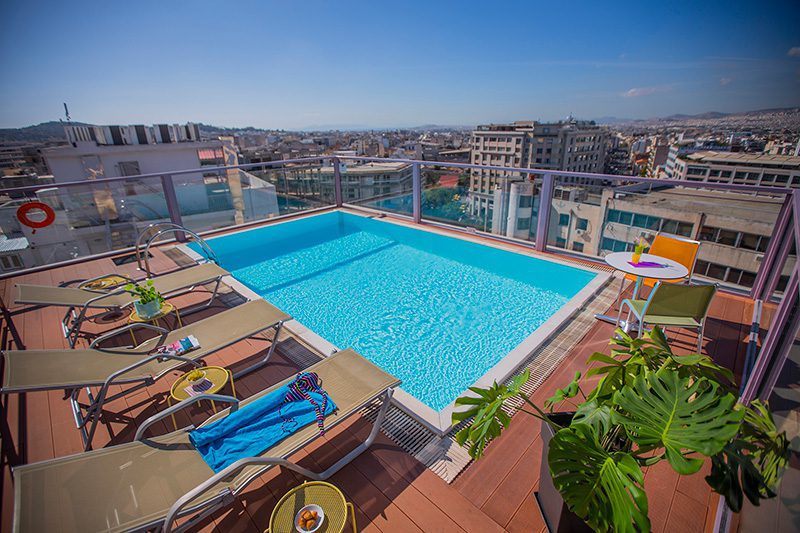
(12, 349), (399, 533)
(2, 298), (291, 450)
(15, 262), (230, 347)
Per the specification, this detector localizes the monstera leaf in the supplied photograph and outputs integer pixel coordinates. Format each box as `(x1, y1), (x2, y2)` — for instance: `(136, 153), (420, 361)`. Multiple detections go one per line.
(453, 370), (529, 459)
(548, 423), (650, 533)
(544, 371), (582, 410)
(613, 369), (744, 474)
(706, 400), (790, 512)
(572, 398), (612, 439)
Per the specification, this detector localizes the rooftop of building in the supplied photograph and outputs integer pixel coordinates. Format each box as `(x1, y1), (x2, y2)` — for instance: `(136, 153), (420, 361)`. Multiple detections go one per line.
(686, 150), (800, 167)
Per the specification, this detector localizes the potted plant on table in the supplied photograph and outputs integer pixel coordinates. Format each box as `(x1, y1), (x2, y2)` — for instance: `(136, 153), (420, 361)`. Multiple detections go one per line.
(453, 327), (789, 532)
(125, 280), (165, 320)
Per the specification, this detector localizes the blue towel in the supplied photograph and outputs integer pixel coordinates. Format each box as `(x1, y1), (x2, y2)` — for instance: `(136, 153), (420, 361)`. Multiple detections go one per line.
(189, 382), (337, 472)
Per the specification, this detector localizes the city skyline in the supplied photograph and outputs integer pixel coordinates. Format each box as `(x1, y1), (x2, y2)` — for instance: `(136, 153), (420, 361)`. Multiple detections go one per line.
(1, 0), (799, 130)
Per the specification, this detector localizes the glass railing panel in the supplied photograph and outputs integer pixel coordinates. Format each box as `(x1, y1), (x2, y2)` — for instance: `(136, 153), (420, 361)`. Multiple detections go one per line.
(419, 163), (544, 245)
(173, 161), (334, 234)
(0, 177), (169, 271)
(544, 175), (794, 294)
(343, 159), (414, 216)
(250, 161), (335, 215)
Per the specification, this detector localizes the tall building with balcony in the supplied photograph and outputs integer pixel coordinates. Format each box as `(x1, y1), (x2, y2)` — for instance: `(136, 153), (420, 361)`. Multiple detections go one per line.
(671, 151), (800, 188)
(468, 120), (607, 217)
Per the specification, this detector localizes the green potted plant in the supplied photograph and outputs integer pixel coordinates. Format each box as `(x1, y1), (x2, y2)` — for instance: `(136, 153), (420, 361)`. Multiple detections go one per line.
(125, 279), (164, 319)
(453, 327), (789, 532)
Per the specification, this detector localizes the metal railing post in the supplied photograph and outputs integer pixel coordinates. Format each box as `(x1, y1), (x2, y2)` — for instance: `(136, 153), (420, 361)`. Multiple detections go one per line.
(412, 163), (422, 224)
(751, 193), (793, 299)
(160, 174), (185, 242)
(535, 173), (554, 252)
(332, 157), (343, 207)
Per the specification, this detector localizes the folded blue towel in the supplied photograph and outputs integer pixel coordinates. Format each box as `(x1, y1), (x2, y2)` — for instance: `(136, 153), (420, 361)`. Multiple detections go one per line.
(189, 381), (337, 472)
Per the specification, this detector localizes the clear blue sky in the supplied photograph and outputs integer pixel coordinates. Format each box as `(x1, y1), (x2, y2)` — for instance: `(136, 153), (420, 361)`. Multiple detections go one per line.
(1, 0), (799, 129)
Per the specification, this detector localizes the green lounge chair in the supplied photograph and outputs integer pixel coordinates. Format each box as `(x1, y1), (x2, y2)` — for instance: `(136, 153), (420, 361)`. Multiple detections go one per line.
(2, 299), (290, 450)
(15, 263), (229, 347)
(617, 281), (717, 351)
(11, 349), (399, 533)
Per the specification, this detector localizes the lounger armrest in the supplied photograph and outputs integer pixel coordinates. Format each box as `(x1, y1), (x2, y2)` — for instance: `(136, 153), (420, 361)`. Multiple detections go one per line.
(164, 456), (296, 532)
(135, 393), (239, 441)
(84, 287), (129, 303)
(84, 353), (205, 427)
(89, 322), (169, 350)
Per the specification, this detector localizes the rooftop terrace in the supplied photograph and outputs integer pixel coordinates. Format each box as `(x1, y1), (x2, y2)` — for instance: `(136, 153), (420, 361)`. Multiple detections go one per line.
(0, 220), (772, 532)
(0, 155), (797, 532)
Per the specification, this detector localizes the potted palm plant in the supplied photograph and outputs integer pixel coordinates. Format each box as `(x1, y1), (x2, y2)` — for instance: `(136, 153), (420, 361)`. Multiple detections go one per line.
(453, 327), (789, 532)
(125, 279), (164, 320)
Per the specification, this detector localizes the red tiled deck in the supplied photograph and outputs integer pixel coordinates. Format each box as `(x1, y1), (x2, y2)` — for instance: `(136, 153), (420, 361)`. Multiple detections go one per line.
(0, 241), (765, 532)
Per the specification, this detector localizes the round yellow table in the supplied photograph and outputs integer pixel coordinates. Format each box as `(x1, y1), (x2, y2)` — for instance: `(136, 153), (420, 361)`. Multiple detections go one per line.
(268, 481), (356, 533)
(128, 301), (182, 344)
(167, 366), (235, 430)
(79, 275), (129, 290)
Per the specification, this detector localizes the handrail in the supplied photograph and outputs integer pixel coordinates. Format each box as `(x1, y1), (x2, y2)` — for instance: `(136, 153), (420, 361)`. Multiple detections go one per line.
(0, 155), (793, 196)
(135, 222), (218, 276)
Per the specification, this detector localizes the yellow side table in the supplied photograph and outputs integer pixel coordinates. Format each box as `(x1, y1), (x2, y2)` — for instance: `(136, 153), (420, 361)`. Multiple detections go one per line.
(268, 481), (356, 533)
(79, 275), (129, 290)
(128, 301), (182, 344)
(168, 366), (235, 430)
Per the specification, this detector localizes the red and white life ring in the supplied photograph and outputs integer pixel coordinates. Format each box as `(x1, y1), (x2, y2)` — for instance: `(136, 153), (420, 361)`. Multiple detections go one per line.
(16, 202), (55, 232)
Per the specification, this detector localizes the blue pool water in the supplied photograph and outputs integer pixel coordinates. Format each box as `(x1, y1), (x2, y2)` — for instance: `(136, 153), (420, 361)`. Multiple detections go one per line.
(193, 212), (596, 410)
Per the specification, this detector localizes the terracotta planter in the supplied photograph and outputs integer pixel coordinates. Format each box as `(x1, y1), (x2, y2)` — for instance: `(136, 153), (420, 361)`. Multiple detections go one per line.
(536, 412), (592, 533)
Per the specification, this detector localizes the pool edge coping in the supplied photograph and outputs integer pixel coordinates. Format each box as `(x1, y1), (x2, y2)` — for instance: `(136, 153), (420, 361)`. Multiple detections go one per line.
(177, 208), (612, 436)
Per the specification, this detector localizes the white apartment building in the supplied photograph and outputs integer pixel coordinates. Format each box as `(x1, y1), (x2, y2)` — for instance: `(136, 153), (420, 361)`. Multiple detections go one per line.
(468, 120), (607, 218)
(280, 161), (413, 204)
(671, 151), (800, 188)
(0, 123), (279, 269)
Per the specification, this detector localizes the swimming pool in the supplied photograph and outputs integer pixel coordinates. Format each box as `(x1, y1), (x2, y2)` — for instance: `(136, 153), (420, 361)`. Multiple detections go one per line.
(189, 211), (604, 429)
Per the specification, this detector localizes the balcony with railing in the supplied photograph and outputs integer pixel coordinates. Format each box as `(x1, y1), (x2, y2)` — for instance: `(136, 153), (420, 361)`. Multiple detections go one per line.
(0, 156), (797, 532)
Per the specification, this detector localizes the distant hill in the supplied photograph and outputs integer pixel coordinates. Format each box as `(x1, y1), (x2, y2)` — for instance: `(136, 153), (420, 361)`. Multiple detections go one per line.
(663, 112), (729, 120)
(596, 107), (799, 125)
(0, 121), (88, 143)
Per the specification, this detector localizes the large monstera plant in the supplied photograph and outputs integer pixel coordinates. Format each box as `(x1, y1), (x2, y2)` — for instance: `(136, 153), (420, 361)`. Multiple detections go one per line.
(453, 326), (789, 533)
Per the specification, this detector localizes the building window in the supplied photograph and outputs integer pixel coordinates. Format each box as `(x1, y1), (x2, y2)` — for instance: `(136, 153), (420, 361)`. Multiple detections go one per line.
(576, 218), (588, 231)
(517, 217), (531, 231)
(558, 213), (570, 226)
(118, 161), (141, 176)
(0, 254), (22, 271)
(555, 237), (567, 248)
(519, 195), (533, 208)
(572, 241), (584, 252)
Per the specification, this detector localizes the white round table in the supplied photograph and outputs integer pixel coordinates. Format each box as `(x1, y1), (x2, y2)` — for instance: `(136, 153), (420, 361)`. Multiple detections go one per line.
(595, 252), (689, 326)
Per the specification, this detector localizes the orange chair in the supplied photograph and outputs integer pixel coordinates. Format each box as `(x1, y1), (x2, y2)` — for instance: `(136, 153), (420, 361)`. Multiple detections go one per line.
(624, 233), (701, 289)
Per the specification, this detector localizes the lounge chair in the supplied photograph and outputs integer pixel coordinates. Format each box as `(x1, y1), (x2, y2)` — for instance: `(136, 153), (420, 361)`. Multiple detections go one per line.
(617, 281), (717, 351)
(15, 262), (230, 347)
(11, 349), (399, 533)
(2, 299), (290, 450)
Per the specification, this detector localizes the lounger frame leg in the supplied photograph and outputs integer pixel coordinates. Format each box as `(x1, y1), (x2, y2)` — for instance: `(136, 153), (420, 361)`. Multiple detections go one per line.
(162, 388), (395, 533)
(70, 350), (201, 450)
(232, 320), (285, 380)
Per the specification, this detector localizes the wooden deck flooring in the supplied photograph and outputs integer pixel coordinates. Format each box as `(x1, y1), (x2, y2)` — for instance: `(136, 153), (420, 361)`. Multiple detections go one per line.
(0, 243), (766, 532)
